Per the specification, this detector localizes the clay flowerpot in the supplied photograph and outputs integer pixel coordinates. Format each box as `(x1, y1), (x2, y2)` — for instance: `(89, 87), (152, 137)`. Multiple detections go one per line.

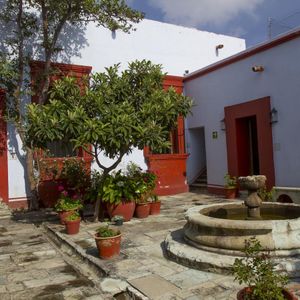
(94, 234), (121, 259)
(106, 201), (135, 222)
(135, 203), (150, 218)
(150, 201), (161, 215)
(237, 287), (297, 300)
(59, 210), (75, 225)
(225, 188), (237, 199)
(65, 218), (81, 235)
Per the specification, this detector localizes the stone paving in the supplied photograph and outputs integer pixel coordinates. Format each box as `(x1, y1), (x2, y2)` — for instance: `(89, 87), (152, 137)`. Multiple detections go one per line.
(2, 192), (300, 299)
(0, 204), (111, 299)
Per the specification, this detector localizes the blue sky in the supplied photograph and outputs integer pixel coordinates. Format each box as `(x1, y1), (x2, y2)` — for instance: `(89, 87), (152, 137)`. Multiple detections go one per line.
(127, 0), (300, 47)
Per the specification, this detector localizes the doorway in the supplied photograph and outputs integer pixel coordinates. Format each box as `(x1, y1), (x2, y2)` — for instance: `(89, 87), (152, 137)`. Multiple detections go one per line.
(225, 97), (275, 189)
(236, 116), (259, 176)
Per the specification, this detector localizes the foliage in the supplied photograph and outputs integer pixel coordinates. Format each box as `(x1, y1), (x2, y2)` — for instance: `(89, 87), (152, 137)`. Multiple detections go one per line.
(65, 211), (80, 221)
(54, 187), (83, 212)
(25, 60), (193, 174)
(224, 174), (237, 189)
(96, 226), (120, 238)
(85, 170), (105, 202)
(150, 194), (159, 203)
(126, 162), (157, 203)
(232, 237), (288, 300)
(101, 171), (136, 205)
(258, 186), (274, 202)
(111, 215), (124, 221)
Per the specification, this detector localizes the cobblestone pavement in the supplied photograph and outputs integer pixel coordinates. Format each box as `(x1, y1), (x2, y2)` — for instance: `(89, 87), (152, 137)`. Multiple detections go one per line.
(46, 192), (300, 300)
(3, 193), (300, 299)
(0, 203), (111, 299)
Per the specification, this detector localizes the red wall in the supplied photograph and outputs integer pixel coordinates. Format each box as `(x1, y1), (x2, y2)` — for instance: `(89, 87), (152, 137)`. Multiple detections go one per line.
(0, 91), (8, 203)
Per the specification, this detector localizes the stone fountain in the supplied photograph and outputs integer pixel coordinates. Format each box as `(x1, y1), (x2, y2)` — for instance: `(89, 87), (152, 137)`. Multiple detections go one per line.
(165, 175), (300, 276)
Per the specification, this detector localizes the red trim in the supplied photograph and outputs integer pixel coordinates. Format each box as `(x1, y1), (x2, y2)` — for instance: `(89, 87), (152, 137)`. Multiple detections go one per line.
(184, 28), (300, 82)
(224, 97), (275, 189)
(0, 91), (9, 203)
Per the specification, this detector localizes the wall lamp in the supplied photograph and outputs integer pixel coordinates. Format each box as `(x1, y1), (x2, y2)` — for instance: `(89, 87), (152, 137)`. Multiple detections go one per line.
(270, 107), (278, 124)
(216, 44), (224, 50)
(252, 65), (264, 72)
(220, 118), (226, 131)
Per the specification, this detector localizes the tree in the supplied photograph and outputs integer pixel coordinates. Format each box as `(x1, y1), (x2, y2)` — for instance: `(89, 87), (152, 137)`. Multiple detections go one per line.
(0, 0), (143, 208)
(25, 60), (193, 219)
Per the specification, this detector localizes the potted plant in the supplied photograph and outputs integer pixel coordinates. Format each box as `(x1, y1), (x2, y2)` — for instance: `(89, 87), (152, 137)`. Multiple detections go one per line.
(233, 237), (296, 300)
(94, 226), (121, 259)
(55, 187), (83, 225)
(149, 194), (161, 215)
(65, 211), (81, 235)
(224, 173), (237, 199)
(111, 215), (124, 226)
(101, 172), (136, 222)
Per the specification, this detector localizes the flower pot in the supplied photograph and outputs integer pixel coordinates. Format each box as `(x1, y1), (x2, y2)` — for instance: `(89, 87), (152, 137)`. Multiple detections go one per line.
(58, 210), (75, 225)
(65, 218), (81, 235)
(135, 203), (150, 218)
(94, 233), (121, 259)
(150, 201), (161, 215)
(106, 201), (135, 222)
(114, 219), (123, 226)
(225, 188), (237, 199)
(237, 287), (297, 300)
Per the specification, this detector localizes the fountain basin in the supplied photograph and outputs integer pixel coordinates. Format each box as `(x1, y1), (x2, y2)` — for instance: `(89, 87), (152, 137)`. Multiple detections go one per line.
(184, 202), (300, 256)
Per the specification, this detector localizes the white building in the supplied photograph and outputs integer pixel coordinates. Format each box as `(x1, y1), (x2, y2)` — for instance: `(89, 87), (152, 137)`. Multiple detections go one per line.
(184, 27), (300, 198)
(0, 19), (245, 208)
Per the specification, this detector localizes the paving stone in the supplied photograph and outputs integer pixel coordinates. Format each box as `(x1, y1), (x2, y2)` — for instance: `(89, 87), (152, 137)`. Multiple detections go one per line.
(0, 285), (7, 293)
(128, 274), (181, 299)
(100, 278), (128, 294)
(6, 282), (24, 292)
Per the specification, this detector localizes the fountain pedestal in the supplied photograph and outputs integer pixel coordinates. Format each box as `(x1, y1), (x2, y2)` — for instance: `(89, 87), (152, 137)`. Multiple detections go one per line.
(238, 175), (266, 220)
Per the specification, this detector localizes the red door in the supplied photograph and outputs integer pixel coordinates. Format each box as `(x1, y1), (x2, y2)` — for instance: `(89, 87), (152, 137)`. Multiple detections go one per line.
(0, 91), (9, 203)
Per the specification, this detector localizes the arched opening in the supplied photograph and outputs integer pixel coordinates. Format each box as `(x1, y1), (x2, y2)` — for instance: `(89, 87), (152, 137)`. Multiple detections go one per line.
(277, 194), (293, 203)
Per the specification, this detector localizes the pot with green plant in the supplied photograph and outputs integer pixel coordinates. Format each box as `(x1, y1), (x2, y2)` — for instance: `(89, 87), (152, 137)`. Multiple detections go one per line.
(65, 211), (81, 235)
(224, 174), (237, 199)
(112, 215), (124, 226)
(233, 237), (296, 300)
(94, 226), (121, 259)
(55, 187), (83, 225)
(102, 172), (136, 222)
(149, 194), (161, 215)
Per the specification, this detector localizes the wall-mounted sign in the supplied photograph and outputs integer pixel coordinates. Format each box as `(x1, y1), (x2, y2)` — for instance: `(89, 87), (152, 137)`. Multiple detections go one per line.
(212, 131), (218, 139)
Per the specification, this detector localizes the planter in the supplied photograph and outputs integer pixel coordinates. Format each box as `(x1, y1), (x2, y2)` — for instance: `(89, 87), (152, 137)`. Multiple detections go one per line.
(65, 218), (81, 235)
(135, 203), (150, 218)
(237, 287), (297, 300)
(150, 201), (161, 215)
(106, 201), (135, 222)
(94, 233), (121, 259)
(225, 188), (237, 199)
(58, 210), (75, 225)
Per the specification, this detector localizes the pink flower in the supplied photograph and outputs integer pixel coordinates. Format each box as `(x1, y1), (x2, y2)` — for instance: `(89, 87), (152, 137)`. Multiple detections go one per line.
(58, 185), (64, 192)
(72, 194), (79, 200)
(62, 190), (68, 196)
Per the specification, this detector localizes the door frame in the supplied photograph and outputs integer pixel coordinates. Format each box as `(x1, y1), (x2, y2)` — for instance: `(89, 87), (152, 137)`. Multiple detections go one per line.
(0, 90), (9, 203)
(224, 97), (275, 189)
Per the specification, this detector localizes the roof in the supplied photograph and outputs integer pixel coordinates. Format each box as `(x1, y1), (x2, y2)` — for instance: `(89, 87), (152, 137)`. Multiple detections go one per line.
(184, 27), (300, 82)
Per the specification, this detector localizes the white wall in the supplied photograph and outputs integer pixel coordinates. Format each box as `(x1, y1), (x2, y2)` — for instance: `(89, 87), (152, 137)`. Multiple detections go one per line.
(7, 19), (245, 200)
(185, 36), (300, 188)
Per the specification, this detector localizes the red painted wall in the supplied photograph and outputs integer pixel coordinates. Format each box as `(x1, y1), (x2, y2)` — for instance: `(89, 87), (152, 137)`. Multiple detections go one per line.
(0, 91), (9, 203)
(145, 75), (189, 195)
(225, 97), (275, 189)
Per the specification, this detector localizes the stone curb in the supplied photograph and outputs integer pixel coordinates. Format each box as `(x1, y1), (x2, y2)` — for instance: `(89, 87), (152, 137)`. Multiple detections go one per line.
(44, 224), (149, 300)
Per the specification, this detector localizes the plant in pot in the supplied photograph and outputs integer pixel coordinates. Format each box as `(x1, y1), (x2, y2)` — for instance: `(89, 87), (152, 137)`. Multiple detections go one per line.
(94, 226), (121, 259)
(55, 187), (83, 225)
(101, 172), (136, 222)
(111, 215), (124, 226)
(224, 174), (237, 199)
(233, 237), (296, 300)
(149, 194), (161, 215)
(65, 211), (81, 235)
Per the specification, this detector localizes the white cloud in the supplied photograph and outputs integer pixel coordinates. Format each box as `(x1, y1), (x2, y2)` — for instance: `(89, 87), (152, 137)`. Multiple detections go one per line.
(148, 0), (264, 27)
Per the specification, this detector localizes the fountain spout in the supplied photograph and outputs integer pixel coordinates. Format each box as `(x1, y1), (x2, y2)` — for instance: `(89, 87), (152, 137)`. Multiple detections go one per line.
(238, 175), (267, 220)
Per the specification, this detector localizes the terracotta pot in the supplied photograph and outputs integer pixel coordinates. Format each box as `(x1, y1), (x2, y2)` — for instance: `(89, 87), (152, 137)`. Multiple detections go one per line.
(106, 201), (135, 222)
(58, 210), (75, 225)
(135, 203), (150, 218)
(225, 188), (237, 199)
(237, 287), (297, 300)
(150, 201), (161, 215)
(94, 233), (121, 259)
(65, 218), (81, 235)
